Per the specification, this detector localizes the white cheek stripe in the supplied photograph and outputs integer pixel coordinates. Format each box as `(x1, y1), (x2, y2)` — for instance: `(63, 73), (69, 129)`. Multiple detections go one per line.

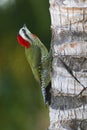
(19, 28), (29, 42)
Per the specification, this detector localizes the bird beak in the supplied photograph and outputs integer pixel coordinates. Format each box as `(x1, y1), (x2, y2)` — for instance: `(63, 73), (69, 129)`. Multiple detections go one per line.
(23, 24), (26, 28)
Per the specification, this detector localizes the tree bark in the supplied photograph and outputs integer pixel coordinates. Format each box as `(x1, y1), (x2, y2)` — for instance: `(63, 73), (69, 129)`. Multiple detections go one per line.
(48, 0), (87, 130)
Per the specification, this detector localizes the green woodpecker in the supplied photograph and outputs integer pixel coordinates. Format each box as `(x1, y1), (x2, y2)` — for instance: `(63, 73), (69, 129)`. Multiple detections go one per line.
(17, 25), (51, 105)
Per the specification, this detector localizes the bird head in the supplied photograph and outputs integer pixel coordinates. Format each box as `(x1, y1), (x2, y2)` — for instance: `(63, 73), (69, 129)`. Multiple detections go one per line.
(17, 25), (37, 48)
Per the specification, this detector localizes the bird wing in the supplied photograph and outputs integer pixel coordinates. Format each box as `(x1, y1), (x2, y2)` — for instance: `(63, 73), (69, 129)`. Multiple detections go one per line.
(25, 45), (41, 84)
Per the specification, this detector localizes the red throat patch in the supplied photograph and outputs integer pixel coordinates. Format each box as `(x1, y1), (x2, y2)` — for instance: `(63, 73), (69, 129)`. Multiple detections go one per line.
(17, 35), (31, 48)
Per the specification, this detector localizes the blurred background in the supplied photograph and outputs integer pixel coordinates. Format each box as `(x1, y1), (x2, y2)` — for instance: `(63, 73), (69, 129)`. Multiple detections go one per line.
(0, 0), (51, 130)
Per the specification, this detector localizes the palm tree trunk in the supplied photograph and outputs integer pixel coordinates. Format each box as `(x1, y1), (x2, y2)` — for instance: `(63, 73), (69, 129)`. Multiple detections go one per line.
(48, 0), (87, 129)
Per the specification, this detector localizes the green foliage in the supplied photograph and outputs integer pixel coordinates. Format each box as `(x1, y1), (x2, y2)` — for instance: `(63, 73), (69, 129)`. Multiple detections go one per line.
(0, 0), (50, 129)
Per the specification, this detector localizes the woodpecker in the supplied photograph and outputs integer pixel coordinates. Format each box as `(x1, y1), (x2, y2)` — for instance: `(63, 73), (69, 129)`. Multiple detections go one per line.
(17, 25), (51, 105)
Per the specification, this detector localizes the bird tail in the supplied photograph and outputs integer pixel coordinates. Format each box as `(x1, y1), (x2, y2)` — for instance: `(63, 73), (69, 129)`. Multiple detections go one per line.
(41, 82), (51, 105)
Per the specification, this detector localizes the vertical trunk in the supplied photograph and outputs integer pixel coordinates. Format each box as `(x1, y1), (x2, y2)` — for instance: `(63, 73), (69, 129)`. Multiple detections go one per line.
(48, 0), (87, 129)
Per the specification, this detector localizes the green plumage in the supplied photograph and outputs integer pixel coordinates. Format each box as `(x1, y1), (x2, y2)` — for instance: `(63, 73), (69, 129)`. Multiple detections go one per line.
(25, 37), (51, 104)
(18, 25), (51, 104)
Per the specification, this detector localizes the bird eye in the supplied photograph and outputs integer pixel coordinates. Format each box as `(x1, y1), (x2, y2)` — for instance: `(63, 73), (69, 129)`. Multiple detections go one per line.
(22, 28), (33, 42)
(22, 28), (26, 33)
